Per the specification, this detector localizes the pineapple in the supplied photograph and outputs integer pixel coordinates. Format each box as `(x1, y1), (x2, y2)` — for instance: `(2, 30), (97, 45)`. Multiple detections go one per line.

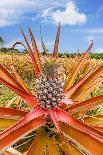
(35, 59), (64, 109)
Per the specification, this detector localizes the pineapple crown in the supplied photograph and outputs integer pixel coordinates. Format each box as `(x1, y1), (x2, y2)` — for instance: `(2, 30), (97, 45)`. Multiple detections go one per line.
(43, 59), (61, 77)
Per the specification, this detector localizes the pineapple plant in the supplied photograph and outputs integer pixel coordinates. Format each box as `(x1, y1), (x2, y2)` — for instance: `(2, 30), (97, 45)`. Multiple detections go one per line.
(0, 24), (103, 155)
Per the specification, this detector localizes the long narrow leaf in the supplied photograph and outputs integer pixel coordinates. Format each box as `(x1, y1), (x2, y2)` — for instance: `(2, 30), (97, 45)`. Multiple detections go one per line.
(0, 118), (18, 130)
(29, 28), (42, 72)
(92, 126), (103, 133)
(64, 69), (93, 98)
(0, 107), (26, 118)
(71, 64), (103, 100)
(0, 117), (46, 153)
(84, 115), (103, 127)
(56, 108), (103, 143)
(74, 78), (103, 101)
(67, 94), (103, 115)
(47, 136), (60, 155)
(0, 106), (47, 140)
(53, 23), (60, 58)
(65, 42), (93, 89)
(21, 30), (40, 78)
(27, 128), (48, 155)
(60, 142), (83, 155)
(0, 64), (25, 90)
(60, 122), (103, 155)
(0, 77), (37, 106)
(50, 109), (61, 132)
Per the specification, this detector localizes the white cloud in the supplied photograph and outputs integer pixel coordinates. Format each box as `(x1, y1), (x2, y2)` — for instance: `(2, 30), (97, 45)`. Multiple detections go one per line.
(42, 1), (87, 25)
(0, 0), (87, 27)
(0, 0), (70, 27)
(0, 0), (36, 27)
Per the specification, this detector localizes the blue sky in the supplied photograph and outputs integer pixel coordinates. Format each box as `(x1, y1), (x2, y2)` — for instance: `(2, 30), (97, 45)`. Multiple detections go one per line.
(0, 0), (103, 53)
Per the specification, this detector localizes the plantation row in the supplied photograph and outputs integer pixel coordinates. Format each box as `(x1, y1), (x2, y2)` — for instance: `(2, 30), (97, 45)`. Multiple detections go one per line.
(0, 47), (103, 59)
(0, 53), (102, 82)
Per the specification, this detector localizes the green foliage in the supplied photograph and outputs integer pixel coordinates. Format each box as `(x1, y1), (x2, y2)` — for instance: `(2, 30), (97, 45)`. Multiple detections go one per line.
(0, 85), (16, 106)
(0, 47), (103, 59)
(90, 53), (103, 59)
(0, 47), (20, 53)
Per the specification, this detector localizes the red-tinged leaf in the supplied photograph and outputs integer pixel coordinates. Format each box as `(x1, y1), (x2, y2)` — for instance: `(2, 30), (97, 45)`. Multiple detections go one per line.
(55, 108), (103, 143)
(0, 118), (17, 129)
(67, 95), (103, 115)
(47, 136), (60, 155)
(50, 109), (61, 132)
(80, 60), (91, 76)
(0, 117), (46, 153)
(0, 77), (37, 106)
(71, 64), (103, 101)
(21, 30), (40, 78)
(84, 115), (103, 127)
(53, 23), (60, 58)
(0, 107), (26, 119)
(60, 142), (83, 155)
(27, 128), (48, 155)
(0, 106), (47, 140)
(3, 151), (12, 155)
(57, 134), (83, 155)
(60, 122), (103, 155)
(29, 28), (42, 72)
(92, 126), (103, 133)
(0, 64), (24, 90)
(65, 41), (93, 89)
(64, 70), (93, 98)
(75, 78), (103, 101)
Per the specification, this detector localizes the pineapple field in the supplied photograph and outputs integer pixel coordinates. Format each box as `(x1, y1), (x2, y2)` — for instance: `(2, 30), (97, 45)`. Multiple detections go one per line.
(0, 25), (103, 155)
(0, 52), (103, 106)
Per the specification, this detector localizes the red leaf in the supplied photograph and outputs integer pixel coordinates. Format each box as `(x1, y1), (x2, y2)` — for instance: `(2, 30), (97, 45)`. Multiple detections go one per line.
(65, 41), (93, 89)
(0, 117), (46, 153)
(60, 122), (103, 155)
(0, 64), (24, 90)
(27, 128), (48, 155)
(0, 106), (47, 139)
(53, 23), (60, 58)
(0, 107), (26, 119)
(29, 27), (42, 73)
(64, 69), (93, 98)
(21, 30), (40, 78)
(49, 109), (61, 132)
(70, 64), (103, 101)
(67, 94), (103, 114)
(0, 77), (37, 106)
(56, 108), (103, 143)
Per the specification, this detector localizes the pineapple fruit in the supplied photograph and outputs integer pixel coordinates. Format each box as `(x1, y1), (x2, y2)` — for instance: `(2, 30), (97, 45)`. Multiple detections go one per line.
(35, 60), (64, 109)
